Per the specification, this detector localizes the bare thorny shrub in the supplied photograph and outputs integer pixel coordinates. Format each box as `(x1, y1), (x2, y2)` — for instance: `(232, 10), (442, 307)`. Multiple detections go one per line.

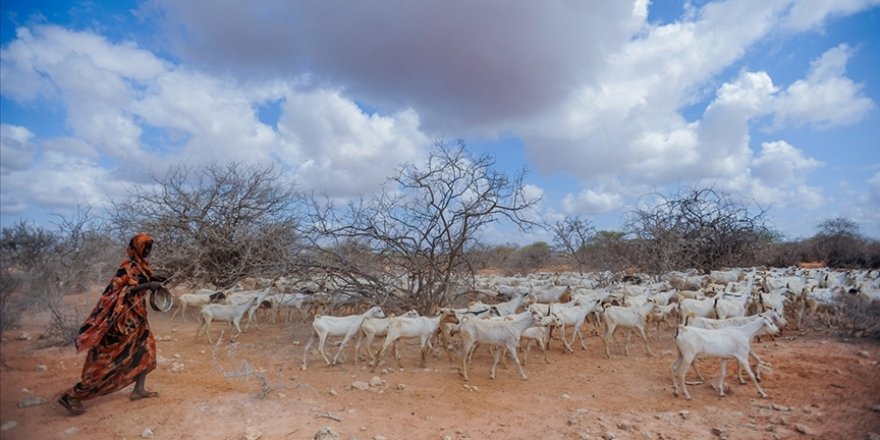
(624, 187), (771, 274)
(0, 265), (24, 334)
(302, 141), (541, 314)
(108, 162), (302, 288)
(0, 209), (118, 344)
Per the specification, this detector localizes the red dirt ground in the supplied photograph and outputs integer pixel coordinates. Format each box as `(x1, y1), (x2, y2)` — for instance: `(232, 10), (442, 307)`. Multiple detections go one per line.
(1, 291), (879, 440)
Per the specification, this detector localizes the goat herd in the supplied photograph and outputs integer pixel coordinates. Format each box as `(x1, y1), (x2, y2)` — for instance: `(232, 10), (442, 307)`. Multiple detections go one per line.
(166, 266), (880, 401)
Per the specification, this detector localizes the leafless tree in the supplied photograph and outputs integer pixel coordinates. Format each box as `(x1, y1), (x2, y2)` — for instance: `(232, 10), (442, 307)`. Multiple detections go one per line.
(108, 162), (301, 287)
(0, 209), (115, 341)
(625, 187), (771, 273)
(303, 140), (541, 313)
(551, 216), (596, 273)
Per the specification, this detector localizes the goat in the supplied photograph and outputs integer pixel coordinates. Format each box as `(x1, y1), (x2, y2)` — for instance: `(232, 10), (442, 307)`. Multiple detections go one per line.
(529, 285), (571, 303)
(712, 293), (750, 320)
(647, 303), (679, 331)
(602, 301), (656, 358)
(373, 309), (460, 369)
(549, 298), (604, 352)
(437, 305), (497, 362)
(671, 315), (780, 400)
(301, 305), (385, 369)
(194, 297), (259, 343)
(519, 311), (563, 366)
(677, 289), (707, 300)
(354, 310), (419, 364)
(458, 306), (557, 381)
(684, 311), (787, 384)
(267, 292), (312, 324)
(649, 289), (679, 306)
(678, 297), (716, 323)
(225, 288), (274, 332)
(171, 289), (226, 321)
(487, 292), (530, 316)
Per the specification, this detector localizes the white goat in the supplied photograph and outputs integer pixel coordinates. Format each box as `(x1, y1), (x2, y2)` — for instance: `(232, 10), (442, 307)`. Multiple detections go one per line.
(602, 302), (656, 358)
(194, 297), (259, 343)
(373, 309), (460, 369)
(549, 298), (604, 352)
(529, 285), (571, 303)
(437, 304), (497, 361)
(678, 297), (716, 323)
(171, 289), (225, 321)
(267, 292), (313, 324)
(354, 310), (419, 364)
(519, 312), (563, 366)
(458, 306), (556, 381)
(712, 293), (750, 320)
(684, 310), (787, 384)
(671, 315), (780, 400)
(755, 289), (787, 315)
(648, 289), (679, 306)
(225, 288), (274, 332)
(488, 292), (530, 316)
(301, 305), (385, 369)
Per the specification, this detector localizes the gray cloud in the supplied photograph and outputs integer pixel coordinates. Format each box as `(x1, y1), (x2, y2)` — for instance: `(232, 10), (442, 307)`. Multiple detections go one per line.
(144, 0), (639, 134)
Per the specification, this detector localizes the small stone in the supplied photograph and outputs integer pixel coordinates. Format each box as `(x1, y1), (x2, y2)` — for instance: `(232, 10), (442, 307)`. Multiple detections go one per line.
(866, 432), (880, 440)
(141, 428), (154, 438)
(858, 351), (869, 358)
(794, 424), (812, 435)
(35, 364), (48, 372)
(679, 410), (690, 420)
(561, 393), (571, 399)
(441, 436), (452, 440)
(18, 396), (47, 408)
(351, 381), (370, 391)
(244, 426), (263, 440)
(579, 432), (591, 440)
(771, 404), (791, 412)
(62, 427), (79, 435)
(373, 436), (387, 440)
(396, 384), (405, 391)
(602, 432), (616, 440)
(170, 362), (185, 373)
(16, 332), (32, 341)
(369, 376), (383, 387)
(872, 405), (880, 412)
(314, 427), (340, 440)
(616, 421), (634, 431)
(711, 427), (729, 439)
(329, 389), (338, 396)
(1, 421), (18, 432)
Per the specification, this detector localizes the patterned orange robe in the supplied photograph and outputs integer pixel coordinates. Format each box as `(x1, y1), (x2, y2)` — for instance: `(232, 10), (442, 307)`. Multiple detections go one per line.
(64, 233), (158, 401)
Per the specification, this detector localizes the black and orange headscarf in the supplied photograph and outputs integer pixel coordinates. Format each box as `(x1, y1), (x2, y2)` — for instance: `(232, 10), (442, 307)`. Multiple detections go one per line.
(75, 233), (154, 352)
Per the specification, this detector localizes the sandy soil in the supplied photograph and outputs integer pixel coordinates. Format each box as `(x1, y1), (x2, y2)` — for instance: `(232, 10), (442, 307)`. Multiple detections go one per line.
(2, 292), (879, 440)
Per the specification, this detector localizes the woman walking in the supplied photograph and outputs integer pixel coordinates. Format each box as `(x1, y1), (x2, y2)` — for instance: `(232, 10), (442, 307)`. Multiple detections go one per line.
(58, 233), (165, 415)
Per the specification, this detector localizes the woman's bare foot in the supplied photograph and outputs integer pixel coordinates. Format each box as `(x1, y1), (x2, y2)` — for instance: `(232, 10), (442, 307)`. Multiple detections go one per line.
(129, 390), (160, 401)
(58, 394), (85, 415)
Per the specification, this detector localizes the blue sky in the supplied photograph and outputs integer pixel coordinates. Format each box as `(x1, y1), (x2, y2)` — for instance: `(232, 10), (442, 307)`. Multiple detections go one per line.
(1, 0), (879, 244)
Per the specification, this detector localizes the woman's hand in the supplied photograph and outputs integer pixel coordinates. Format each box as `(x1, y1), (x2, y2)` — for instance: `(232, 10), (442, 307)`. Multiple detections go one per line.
(132, 281), (163, 293)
